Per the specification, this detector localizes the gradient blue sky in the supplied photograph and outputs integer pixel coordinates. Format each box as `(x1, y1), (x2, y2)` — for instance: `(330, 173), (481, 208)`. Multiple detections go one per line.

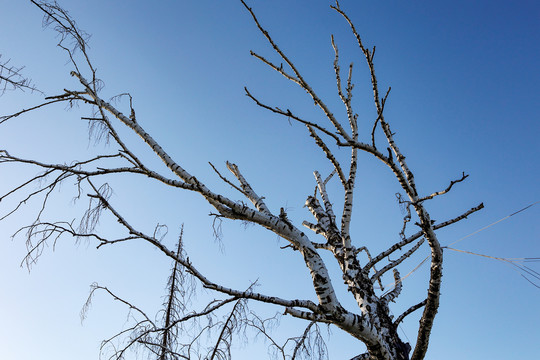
(0, 1), (538, 359)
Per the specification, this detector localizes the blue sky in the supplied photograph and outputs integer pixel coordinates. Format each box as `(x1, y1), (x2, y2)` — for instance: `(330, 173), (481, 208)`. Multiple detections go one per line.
(0, 0), (538, 359)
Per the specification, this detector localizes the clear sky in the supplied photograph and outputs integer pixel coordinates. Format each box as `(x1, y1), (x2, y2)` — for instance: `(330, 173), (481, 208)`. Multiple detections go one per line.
(0, 0), (538, 359)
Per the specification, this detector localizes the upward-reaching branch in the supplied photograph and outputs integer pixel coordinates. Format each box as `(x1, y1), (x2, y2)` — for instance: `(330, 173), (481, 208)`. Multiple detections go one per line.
(331, 2), (418, 199)
(158, 227), (185, 360)
(240, 0), (352, 142)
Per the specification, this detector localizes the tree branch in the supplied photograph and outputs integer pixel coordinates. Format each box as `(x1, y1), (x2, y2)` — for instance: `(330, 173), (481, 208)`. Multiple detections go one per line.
(416, 172), (469, 203)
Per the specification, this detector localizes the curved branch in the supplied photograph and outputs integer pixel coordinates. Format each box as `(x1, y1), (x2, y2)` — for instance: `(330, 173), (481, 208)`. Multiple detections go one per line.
(241, 0), (351, 142)
(244, 87), (343, 143)
(416, 172), (469, 202)
(394, 300), (427, 327)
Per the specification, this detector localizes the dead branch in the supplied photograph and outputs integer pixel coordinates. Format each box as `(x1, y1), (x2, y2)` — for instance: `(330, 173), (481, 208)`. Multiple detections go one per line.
(0, 56), (40, 95)
(416, 172), (469, 203)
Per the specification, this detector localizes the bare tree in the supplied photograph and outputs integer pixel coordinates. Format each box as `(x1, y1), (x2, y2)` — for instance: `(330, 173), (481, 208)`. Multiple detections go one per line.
(0, 1), (492, 359)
